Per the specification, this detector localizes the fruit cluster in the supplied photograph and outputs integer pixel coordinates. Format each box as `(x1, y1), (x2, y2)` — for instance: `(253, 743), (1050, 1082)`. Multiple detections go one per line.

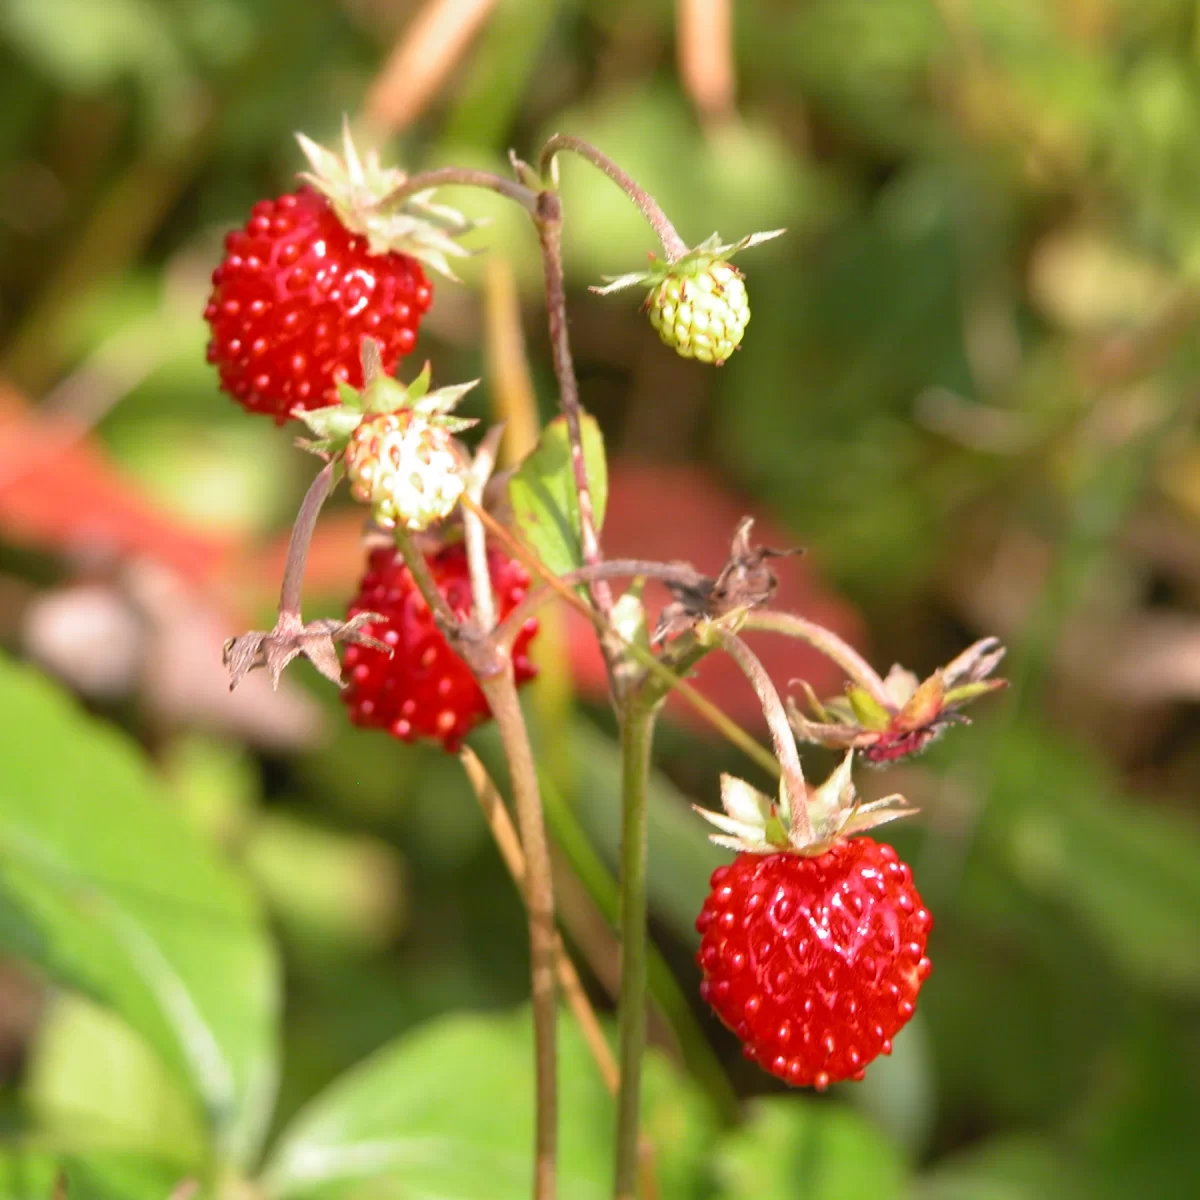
(207, 136), (535, 752)
(209, 131), (997, 1097)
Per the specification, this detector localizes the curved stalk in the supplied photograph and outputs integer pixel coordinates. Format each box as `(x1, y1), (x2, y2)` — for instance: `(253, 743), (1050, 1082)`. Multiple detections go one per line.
(391, 526), (461, 631)
(377, 166), (538, 213)
(739, 610), (891, 706)
(716, 629), (811, 843)
(538, 134), (689, 261)
(533, 192), (617, 648)
(278, 462), (337, 617)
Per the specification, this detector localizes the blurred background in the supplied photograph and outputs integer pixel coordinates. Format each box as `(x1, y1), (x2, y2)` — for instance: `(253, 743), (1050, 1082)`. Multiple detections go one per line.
(2, 0), (1200, 1196)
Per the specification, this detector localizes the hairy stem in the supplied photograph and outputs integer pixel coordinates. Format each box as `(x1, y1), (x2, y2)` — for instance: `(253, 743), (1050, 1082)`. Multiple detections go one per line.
(533, 192), (617, 641)
(739, 610), (891, 706)
(494, 559), (703, 650)
(393, 524), (556, 1196)
(392, 526), (461, 631)
(461, 748), (618, 1096)
(377, 166), (538, 213)
(613, 699), (658, 1200)
(279, 462), (337, 616)
(539, 135), (689, 261)
(717, 630), (811, 842)
(479, 672), (559, 1200)
(462, 432), (504, 632)
(464, 497), (781, 777)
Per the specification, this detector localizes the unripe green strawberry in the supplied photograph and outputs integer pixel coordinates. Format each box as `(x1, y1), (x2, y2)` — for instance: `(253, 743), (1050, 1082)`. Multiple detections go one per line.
(592, 228), (782, 366)
(345, 409), (465, 532)
(648, 261), (750, 365)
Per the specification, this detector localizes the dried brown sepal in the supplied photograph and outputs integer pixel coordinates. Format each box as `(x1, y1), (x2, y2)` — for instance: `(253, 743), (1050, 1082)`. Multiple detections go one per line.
(224, 610), (390, 691)
(788, 636), (1008, 766)
(653, 517), (801, 643)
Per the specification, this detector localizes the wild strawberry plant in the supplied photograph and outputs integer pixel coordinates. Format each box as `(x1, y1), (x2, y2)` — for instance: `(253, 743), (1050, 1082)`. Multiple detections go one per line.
(212, 125), (1006, 1200)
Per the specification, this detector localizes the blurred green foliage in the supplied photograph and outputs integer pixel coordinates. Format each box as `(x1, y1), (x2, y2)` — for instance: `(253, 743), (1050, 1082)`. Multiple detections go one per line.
(3, 0), (1200, 1197)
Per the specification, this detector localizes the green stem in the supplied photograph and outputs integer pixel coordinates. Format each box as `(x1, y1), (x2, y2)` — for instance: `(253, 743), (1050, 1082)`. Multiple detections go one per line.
(536, 767), (739, 1125)
(613, 699), (657, 1200)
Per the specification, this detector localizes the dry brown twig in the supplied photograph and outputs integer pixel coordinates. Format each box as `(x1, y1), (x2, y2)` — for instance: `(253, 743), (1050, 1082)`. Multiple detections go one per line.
(363, 0), (499, 136)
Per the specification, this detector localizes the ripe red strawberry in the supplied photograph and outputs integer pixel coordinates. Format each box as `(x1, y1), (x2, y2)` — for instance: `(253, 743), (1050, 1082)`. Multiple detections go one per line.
(342, 542), (538, 752)
(696, 838), (931, 1089)
(205, 126), (471, 423)
(204, 188), (432, 422)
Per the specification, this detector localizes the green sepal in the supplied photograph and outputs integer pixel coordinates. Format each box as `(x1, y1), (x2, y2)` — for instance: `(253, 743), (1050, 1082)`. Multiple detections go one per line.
(943, 678), (1008, 707)
(590, 228), (786, 295)
(336, 381), (366, 411)
(763, 812), (790, 848)
(796, 678), (832, 723)
(294, 405), (365, 457)
(411, 379), (480, 418)
(297, 405), (363, 442)
(295, 120), (474, 281)
(360, 373), (418, 415)
(847, 686), (892, 731)
(698, 756), (917, 856)
(437, 415), (482, 435)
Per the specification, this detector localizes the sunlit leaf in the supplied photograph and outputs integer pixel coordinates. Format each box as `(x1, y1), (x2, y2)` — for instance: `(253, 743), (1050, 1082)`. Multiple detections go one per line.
(0, 1147), (190, 1200)
(985, 721), (1200, 995)
(25, 994), (208, 1167)
(509, 413), (608, 578)
(264, 1008), (712, 1200)
(0, 656), (279, 1166)
(712, 1097), (908, 1199)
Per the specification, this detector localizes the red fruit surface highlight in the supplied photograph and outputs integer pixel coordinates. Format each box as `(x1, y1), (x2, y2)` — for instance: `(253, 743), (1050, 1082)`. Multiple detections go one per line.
(342, 542), (538, 752)
(205, 188), (432, 422)
(696, 839), (932, 1089)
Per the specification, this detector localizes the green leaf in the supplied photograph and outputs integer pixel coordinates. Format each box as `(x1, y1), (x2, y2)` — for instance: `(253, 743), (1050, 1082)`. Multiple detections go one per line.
(0, 656), (279, 1166)
(25, 994), (208, 1167)
(0, 0), (185, 91)
(264, 1008), (713, 1200)
(982, 720), (1200, 995)
(712, 1097), (908, 1199)
(913, 1135), (1097, 1200)
(508, 413), (608, 578)
(0, 1148), (190, 1200)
